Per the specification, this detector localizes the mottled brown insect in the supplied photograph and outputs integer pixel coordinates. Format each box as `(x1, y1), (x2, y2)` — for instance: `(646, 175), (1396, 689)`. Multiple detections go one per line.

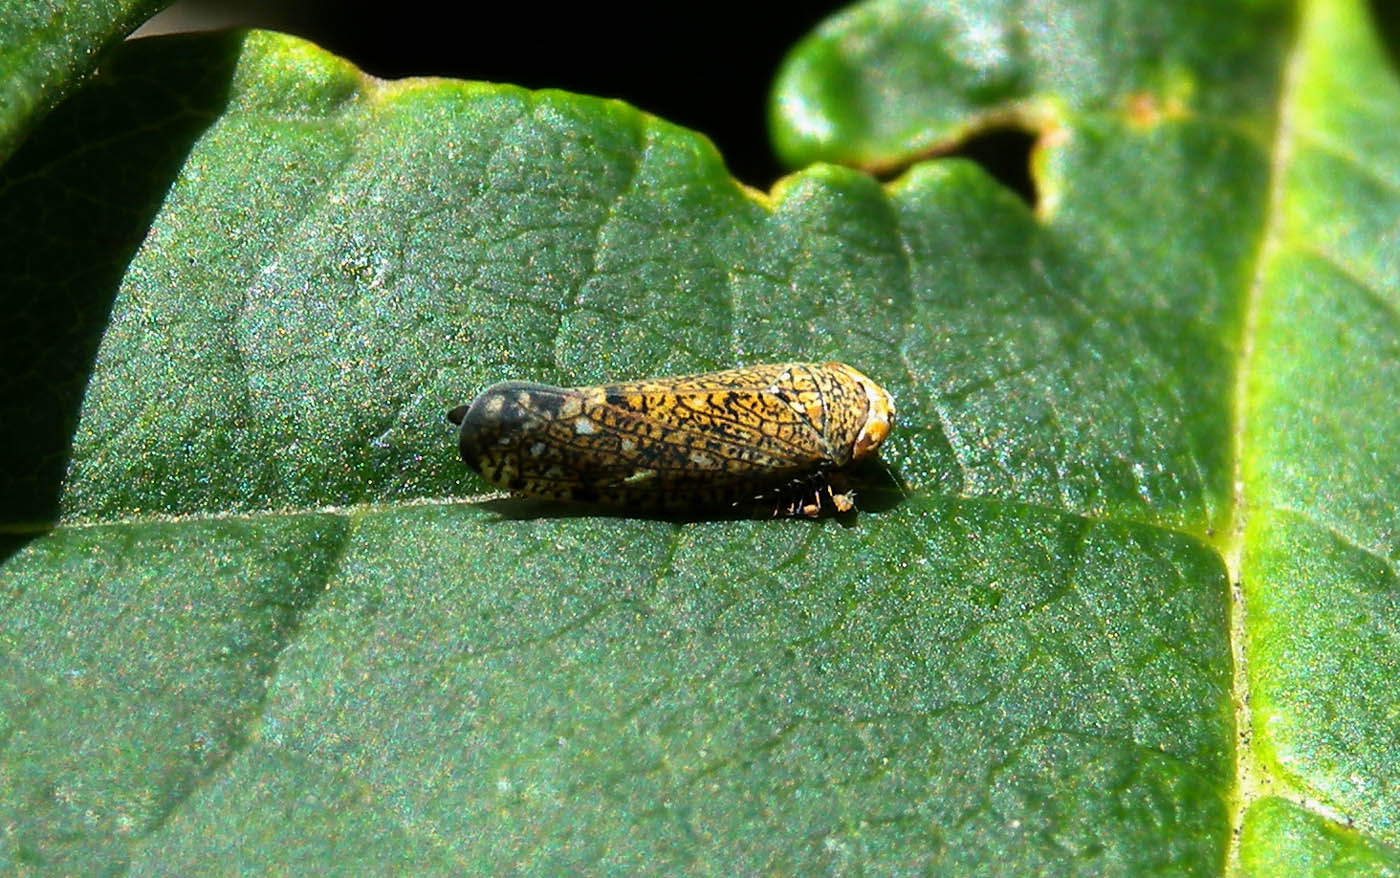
(447, 361), (895, 516)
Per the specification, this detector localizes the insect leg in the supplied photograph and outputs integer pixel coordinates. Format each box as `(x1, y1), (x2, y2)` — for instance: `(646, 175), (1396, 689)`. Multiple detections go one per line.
(826, 472), (856, 513)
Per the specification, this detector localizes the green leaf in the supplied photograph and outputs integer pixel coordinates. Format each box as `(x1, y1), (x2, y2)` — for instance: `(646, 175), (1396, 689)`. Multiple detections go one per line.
(772, 0), (1400, 871)
(0, 0), (168, 164)
(2, 0), (1396, 871)
(1241, 799), (1400, 876)
(768, 0), (1288, 172)
(1240, 0), (1400, 864)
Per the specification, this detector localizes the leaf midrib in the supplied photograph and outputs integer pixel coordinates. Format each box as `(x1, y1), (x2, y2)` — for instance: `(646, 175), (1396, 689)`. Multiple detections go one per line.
(1223, 0), (1307, 864)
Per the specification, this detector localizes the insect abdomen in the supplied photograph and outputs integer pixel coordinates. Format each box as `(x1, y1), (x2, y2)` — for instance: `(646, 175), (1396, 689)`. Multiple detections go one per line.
(448, 362), (894, 515)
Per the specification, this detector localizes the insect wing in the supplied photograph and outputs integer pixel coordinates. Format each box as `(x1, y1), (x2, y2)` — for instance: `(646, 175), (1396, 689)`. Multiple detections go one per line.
(458, 368), (837, 506)
(601, 393), (822, 468)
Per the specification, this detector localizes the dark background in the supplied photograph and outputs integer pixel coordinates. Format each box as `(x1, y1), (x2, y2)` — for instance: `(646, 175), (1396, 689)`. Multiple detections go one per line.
(137, 0), (849, 188)
(135, 0), (1400, 196)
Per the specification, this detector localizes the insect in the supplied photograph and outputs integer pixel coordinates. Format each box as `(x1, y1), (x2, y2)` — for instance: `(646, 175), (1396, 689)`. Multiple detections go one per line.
(447, 361), (895, 517)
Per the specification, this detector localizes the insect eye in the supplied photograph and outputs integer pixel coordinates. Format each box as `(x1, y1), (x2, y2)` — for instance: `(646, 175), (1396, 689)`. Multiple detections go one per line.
(847, 372), (895, 461)
(852, 416), (891, 459)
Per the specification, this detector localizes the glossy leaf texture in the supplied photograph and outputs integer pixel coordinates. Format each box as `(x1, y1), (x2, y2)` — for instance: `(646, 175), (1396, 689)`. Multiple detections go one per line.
(773, 0), (1400, 872)
(0, 0), (1392, 872)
